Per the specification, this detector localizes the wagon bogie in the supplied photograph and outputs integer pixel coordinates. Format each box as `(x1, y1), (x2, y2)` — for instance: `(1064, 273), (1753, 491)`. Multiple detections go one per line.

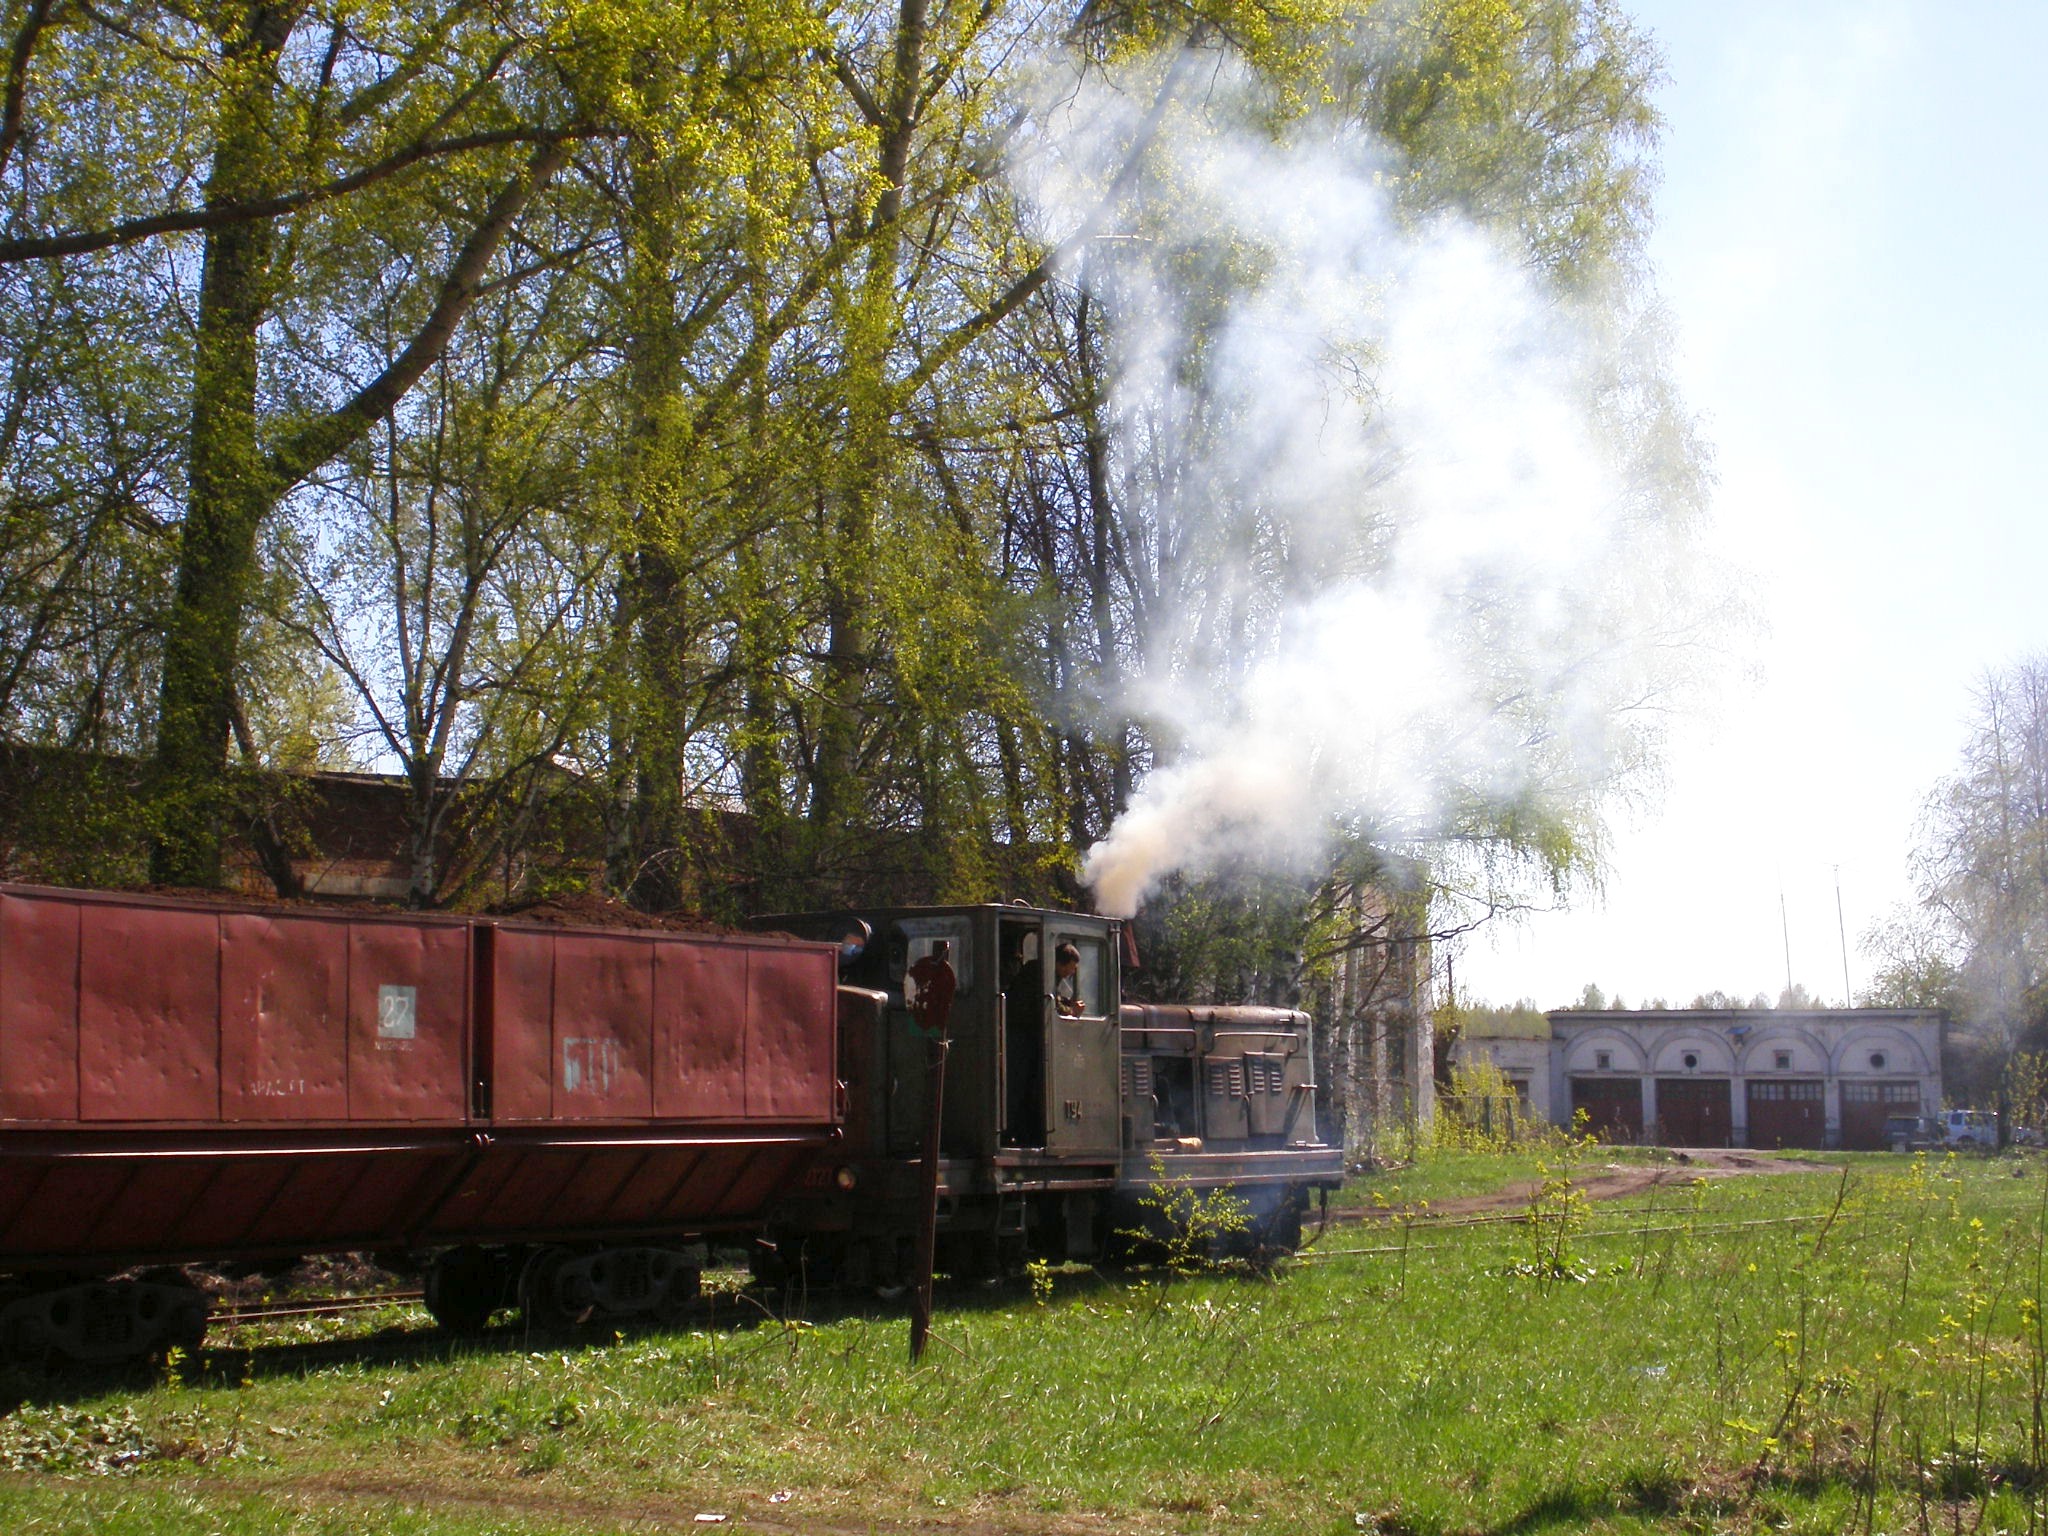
(517, 1243), (703, 1333)
(0, 1272), (207, 1368)
(423, 1244), (515, 1334)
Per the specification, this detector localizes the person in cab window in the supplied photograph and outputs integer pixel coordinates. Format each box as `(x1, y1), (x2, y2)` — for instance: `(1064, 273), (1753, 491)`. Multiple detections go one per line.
(906, 939), (957, 1034)
(1053, 942), (1085, 1016)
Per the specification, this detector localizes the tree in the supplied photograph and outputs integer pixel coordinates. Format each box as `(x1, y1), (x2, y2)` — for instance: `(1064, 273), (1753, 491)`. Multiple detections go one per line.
(1891, 657), (2048, 1103)
(0, 0), (813, 884)
(0, 0), (1711, 943)
(1858, 907), (1965, 1012)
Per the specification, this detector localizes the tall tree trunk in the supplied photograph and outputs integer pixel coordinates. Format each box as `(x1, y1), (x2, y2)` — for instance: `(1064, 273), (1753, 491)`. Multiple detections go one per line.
(611, 78), (696, 909)
(808, 0), (928, 856)
(150, 5), (296, 886)
(150, 72), (570, 884)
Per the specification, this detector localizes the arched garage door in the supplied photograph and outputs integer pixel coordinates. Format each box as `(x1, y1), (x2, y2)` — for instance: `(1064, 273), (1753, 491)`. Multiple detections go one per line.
(1841, 1081), (1921, 1150)
(1747, 1080), (1825, 1149)
(1655, 1078), (1732, 1147)
(1571, 1077), (1643, 1142)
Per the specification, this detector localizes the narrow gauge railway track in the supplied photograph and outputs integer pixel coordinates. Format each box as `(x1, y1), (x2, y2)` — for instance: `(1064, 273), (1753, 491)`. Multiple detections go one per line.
(209, 1290), (425, 1329)
(1297, 1212), (1826, 1261)
(1327, 1200), (1733, 1231)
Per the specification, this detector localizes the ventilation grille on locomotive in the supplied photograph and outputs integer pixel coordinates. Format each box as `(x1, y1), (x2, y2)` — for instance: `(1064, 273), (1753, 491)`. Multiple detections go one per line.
(1206, 1060), (1247, 1098)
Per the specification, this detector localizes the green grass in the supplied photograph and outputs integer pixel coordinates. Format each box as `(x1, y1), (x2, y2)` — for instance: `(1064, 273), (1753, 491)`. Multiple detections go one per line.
(1328, 1140), (1691, 1211)
(6, 1150), (2048, 1534)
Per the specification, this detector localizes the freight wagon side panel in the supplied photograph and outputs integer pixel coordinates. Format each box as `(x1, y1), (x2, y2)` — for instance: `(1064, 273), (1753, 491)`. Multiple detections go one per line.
(744, 947), (836, 1121)
(486, 927), (555, 1120)
(346, 921), (468, 1122)
(220, 914), (348, 1121)
(653, 941), (747, 1119)
(488, 928), (658, 1122)
(488, 928), (836, 1127)
(0, 890), (81, 1120)
(550, 934), (655, 1119)
(79, 904), (219, 1121)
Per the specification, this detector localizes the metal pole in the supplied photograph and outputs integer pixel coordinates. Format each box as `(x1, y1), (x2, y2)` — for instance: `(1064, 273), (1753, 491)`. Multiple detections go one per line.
(1834, 865), (1853, 1007)
(908, 962), (954, 1364)
(1778, 881), (1793, 1000)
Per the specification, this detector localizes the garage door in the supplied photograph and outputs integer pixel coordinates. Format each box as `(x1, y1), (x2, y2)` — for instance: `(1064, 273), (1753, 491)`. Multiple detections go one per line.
(1655, 1078), (1732, 1147)
(1841, 1081), (1920, 1150)
(1570, 1077), (1643, 1143)
(1746, 1080), (1825, 1149)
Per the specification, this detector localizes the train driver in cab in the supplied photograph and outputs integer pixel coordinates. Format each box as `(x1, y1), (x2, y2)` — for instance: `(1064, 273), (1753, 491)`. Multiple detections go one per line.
(1053, 941), (1085, 1016)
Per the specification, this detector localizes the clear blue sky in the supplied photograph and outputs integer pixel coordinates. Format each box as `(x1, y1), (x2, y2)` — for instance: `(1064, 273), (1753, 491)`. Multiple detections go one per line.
(1458, 0), (2048, 1008)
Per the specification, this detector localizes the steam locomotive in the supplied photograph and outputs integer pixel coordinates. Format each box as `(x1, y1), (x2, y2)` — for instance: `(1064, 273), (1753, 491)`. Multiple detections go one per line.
(0, 883), (1338, 1364)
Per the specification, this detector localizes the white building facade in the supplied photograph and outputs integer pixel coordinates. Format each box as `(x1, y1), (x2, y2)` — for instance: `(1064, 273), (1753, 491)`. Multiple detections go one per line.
(1545, 1008), (1944, 1150)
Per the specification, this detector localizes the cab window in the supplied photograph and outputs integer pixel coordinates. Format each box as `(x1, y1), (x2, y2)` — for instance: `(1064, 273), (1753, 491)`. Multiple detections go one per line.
(1051, 934), (1109, 1018)
(896, 918), (972, 1005)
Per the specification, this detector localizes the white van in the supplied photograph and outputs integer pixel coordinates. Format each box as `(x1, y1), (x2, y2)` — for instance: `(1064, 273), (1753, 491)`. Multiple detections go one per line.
(1942, 1109), (1998, 1147)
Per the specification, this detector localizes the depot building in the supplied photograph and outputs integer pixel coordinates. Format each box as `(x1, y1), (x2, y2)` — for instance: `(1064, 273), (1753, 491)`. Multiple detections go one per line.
(1544, 1008), (1944, 1150)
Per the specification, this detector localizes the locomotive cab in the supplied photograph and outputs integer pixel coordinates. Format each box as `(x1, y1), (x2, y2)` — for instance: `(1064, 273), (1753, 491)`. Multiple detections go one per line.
(755, 903), (1122, 1162)
(750, 903), (1341, 1286)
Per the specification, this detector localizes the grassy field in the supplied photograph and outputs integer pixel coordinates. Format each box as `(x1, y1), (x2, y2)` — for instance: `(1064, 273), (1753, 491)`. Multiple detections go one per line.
(4, 1148), (2046, 1535)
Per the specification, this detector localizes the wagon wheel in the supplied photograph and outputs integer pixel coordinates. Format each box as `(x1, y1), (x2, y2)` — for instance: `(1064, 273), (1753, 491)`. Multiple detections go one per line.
(425, 1245), (503, 1335)
(520, 1247), (591, 1333)
(653, 1262), (701, 1326)
(0, 1289), (46, 1371)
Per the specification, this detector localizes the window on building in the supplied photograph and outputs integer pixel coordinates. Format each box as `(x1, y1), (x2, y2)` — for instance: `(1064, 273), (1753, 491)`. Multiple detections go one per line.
(1682, 1051), (1699, 1069)
(1869, 1051), (1887, 1070)
(1386, 1029), (1407, 1079)
(1595, 1050), (1612, 1071)
(1774, 1050), (1792, 1070)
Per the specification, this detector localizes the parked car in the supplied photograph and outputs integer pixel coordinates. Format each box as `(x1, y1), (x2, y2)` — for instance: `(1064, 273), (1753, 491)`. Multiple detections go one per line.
(1942, 1109), (1999, 1147)
(1885, 1115), (1938, 1152)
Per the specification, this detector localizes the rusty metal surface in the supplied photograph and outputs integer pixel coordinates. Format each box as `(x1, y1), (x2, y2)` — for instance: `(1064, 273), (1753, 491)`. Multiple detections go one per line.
(743, 947), (836, 1121)
(655, 941), (749, 1119)
(221, 914), (349, 1121)
(0, 1139), (469, 1267)
(0, 883), (845, 1275)
(418, 1137), (822, 1244)
(0, 1129), (833, 1268)
(0, 891), (80, 1120)
(489, 924), (836, 1127)
(550, 932), (655, 1119)
(346, 919), (469, 1121)
(79, 901), (220, 1121)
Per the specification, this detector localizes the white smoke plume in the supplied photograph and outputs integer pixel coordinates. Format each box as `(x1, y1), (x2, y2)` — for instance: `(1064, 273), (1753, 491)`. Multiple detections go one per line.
(1015, 53), (1717, 919)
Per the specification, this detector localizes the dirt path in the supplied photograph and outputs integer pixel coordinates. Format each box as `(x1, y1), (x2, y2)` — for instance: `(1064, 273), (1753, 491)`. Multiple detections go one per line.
(1339, 1147), (1838, 1223)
